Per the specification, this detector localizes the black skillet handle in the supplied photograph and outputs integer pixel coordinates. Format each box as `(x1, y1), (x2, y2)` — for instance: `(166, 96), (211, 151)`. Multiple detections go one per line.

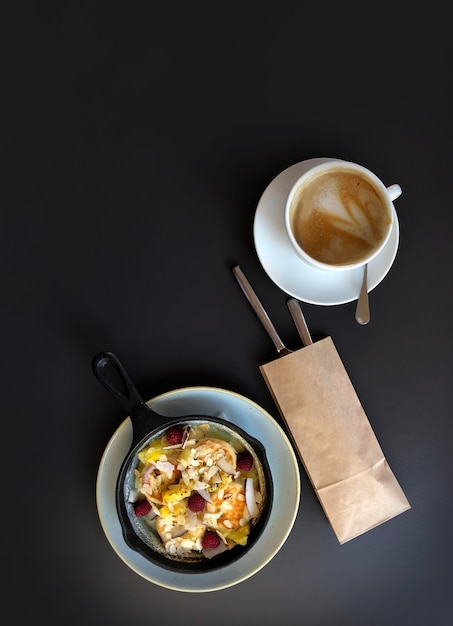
(92, 351), (161, 443)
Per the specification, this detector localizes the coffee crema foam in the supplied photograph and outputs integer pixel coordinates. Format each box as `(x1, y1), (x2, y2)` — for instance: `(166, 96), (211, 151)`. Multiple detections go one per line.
(290, 169), (391, 266)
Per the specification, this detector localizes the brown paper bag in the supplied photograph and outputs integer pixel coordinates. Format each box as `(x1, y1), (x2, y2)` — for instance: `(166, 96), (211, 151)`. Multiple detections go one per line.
(260, 336), (410, 543)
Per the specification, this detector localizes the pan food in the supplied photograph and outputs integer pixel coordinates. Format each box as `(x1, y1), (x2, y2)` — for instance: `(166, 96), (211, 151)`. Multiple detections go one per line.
(92, 351), (272, 572)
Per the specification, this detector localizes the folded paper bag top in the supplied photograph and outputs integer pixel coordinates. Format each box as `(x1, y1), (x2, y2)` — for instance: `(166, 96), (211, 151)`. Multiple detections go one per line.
(260, 336), (410, 544)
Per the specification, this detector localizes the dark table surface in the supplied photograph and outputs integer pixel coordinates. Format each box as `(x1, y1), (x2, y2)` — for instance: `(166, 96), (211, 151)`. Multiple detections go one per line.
(4, 3), (453, 625)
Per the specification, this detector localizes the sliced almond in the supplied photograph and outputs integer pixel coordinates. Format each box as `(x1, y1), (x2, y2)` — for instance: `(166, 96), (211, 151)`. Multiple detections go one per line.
(196, 489), (212, 503)
(217, 457), (236, 475)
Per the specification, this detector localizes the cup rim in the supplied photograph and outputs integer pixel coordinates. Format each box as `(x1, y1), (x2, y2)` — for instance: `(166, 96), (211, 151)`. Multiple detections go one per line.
(284, 159), (394, 272)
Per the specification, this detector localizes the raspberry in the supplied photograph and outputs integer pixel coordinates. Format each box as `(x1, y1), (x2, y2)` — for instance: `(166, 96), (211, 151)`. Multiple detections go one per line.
(166, 425), (184, 445)
(133, 499), (151, 516)
(202, 530), (221, 550)
(237, 452), (254, 471)
(188, 492), (206, 512)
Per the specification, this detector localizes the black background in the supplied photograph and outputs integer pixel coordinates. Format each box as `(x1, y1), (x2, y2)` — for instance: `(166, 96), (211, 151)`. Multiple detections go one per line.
(4, 2), (453, 625)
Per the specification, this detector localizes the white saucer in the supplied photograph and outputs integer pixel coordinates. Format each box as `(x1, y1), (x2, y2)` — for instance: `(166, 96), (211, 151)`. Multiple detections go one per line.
(96, 386), (301, 593)
(253, 158), (400, 305)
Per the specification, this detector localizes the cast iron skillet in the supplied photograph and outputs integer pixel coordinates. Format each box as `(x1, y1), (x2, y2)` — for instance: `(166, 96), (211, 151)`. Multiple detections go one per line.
(93, 351), (273, 573)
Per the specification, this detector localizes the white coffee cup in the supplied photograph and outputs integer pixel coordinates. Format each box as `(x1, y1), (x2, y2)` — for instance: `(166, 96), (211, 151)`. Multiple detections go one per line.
(284, 159), (402, 271)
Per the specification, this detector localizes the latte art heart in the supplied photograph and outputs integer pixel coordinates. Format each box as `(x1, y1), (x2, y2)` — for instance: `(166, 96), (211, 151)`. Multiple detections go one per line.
(289, 169), (392, 266)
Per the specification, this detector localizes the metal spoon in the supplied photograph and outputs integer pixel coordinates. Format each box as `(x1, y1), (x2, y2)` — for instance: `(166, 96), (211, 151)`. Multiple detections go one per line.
(355, 264), (370, 325)
(354, 184), (402, 325)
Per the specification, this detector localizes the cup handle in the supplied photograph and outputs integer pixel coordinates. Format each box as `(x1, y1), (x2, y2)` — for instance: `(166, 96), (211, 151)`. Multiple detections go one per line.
(386, 183), (402, 202)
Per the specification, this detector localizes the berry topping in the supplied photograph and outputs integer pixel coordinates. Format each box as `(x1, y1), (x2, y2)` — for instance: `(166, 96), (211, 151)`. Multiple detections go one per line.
(202, 530), (221, 550)
(133, 499), (151, 517)
(188, 492), (206, 512)
(237, 452), (254, 471)
(166, 426), (184, 445)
